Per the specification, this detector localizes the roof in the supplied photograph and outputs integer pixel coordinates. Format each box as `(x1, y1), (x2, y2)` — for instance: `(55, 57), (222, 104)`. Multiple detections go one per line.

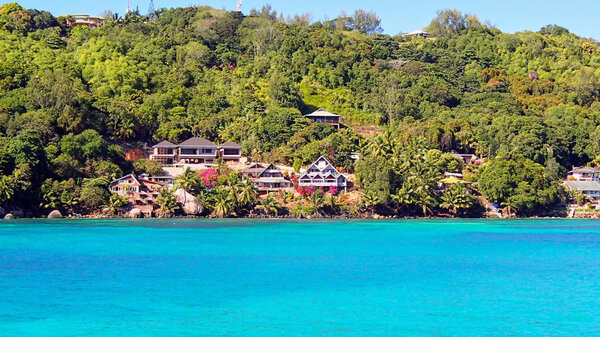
(569, 166), (600, 174)
(110, 174), (139, 185)
(178, 137), (217, 148)
(404, 30), (429, 36)
(255, 177), (290, 184)
(305, 109), (340, 118)
(153, 140), (177, 148)
(243, 163), (268, 175)
(440, 177), (466, 184)
(564, 181), (600, 191)
(220, 141), (242, 149)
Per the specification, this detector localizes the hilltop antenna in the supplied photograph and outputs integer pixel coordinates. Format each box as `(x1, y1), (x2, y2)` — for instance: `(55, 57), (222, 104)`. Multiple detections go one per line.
(148, 0), (155, 19)
(127, 0), (131, 13)
(236, 0), (242, 11)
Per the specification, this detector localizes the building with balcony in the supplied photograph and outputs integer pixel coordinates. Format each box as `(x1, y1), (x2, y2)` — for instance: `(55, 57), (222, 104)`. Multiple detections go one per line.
(177, 137), (218, 164)
(150, 140), (177, 164)
(305, 109), (341, 129)
(243, 163), (292, 193)
(568, 167), (600, 181)
(64, 14), (105, 28)
(298, 156), (348, 192)
(150, 138), (242, 165)
(219, 141), (242, 162)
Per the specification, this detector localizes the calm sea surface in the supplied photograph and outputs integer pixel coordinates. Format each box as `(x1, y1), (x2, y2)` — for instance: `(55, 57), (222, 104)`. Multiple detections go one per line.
(1, 219), (600, 336)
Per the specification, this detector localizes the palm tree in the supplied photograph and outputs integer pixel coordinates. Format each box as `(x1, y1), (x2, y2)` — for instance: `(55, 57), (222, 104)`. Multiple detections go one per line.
(309, 188), (326, 213)
(361, 190), (379, 213)
(213, 189), (232, 217)
(238, 180), (257, 210)
(392, 184), (417, 211)
(440, 184), (473, 215)
(104, 194), (128, 216)
(156, 189), (179, 218)
(174, 167), (202, 195)
(0, 175), (14, 207)
(258, 193), (280, 216)
(501, 199), (517, 217)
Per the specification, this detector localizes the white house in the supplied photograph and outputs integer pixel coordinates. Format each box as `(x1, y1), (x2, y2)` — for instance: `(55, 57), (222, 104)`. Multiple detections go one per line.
(298, 156), (348, 192)
(568, 167), (600, 181)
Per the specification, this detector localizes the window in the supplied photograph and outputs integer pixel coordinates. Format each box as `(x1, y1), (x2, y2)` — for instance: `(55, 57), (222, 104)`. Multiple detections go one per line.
(181, 149), (196, 155)
(223, 149), (239, 155)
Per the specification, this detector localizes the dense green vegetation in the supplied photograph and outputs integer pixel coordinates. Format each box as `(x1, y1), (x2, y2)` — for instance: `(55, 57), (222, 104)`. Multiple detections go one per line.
(0, 2), (599, 216)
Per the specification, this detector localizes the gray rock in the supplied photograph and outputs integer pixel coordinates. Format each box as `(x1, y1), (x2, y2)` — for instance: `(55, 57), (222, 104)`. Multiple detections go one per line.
(174, 189), (204, 215)
(4, 213), (13, 219)
(129, 208), (143, 218)
(12, 210), (24, 218)
(48, 210), (63, 219)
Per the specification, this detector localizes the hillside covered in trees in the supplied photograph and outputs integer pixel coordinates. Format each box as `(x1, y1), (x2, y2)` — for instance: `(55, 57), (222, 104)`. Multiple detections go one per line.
(1, 2), (600, 216)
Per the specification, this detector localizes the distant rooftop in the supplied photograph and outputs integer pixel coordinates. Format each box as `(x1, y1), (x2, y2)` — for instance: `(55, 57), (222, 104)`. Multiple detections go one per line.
(565, 180), (600, 190)
(220, 141), (242, 149)
(403, 30), (430, 36)
(305, 109), (340, 118)
(178, 137), (218, 148)
(569, 166), (600, 174)
(153, 140), (177, 148)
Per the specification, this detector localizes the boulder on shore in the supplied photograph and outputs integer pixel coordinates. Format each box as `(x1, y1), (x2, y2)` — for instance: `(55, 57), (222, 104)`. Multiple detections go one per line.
(174, 189), (204, 215)
(12, 210), (24, 218)
(48, 210), (63, 219)
(129, 208), (143, 218)
(4, 213), (13, 219)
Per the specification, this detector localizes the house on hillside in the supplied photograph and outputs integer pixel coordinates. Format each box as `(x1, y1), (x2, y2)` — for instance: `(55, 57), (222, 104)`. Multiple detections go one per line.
(298, 156), (348, 192)
(452, 153), (478, 165)
(305, 109), (342, 129)
(150, 137), (242, 164)
(243, 163), (292, 193)
(564, 180), (600, 203)
(402, 30), (430, 38)
(177, 137), (218, 164)
(109, 174), (173, 216)
(150, 140), (177, 164)
(568, 167), (600, 181)
(63, 14), (105, 28)
(219, 141), (242, 162)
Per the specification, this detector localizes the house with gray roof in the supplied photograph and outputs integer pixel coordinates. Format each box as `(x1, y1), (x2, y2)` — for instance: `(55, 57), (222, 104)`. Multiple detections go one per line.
(150, 137), (242, 165)
(219, 141), (242, 162)
(564, 180), (600, 202)
(243, 163), (292, 193)
(305, 109), (342, 129)
(150, 140), (177, 164)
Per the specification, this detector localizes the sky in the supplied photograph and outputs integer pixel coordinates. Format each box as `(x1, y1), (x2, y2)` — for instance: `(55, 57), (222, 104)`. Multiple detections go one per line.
(3, 0), (600, 39)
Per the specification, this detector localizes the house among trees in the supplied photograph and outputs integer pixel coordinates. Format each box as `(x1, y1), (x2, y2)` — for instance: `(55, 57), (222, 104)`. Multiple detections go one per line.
(219, 141), (243, 162)
(564, 180), (600, 203)
(452, 153), (478, 165)
(150, 137), (242, 165)
(178, 137), (219, 164)
(298, 156), (348, 192)
(305, 109), (342, 129)
(63, 14), (105, 28)
(109, 174), (168, 216)
(568, 167), (600, 181)
(243, 163), (292, 193)
(402, 30), (430, 38)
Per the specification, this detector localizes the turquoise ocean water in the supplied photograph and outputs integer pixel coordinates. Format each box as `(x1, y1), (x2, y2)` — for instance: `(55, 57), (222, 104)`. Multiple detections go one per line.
(1, 219), (600, 336)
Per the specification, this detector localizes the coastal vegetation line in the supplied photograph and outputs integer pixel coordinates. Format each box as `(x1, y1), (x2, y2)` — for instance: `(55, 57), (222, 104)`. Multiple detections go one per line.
(0, 3), (599, 218)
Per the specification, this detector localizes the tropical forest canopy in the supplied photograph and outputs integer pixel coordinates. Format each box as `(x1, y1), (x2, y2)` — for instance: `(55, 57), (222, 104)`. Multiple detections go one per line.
(0, 2), (599, 215)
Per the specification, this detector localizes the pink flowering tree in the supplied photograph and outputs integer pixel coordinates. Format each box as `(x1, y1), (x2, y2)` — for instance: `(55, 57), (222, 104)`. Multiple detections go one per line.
(198, 168), (219, 188)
